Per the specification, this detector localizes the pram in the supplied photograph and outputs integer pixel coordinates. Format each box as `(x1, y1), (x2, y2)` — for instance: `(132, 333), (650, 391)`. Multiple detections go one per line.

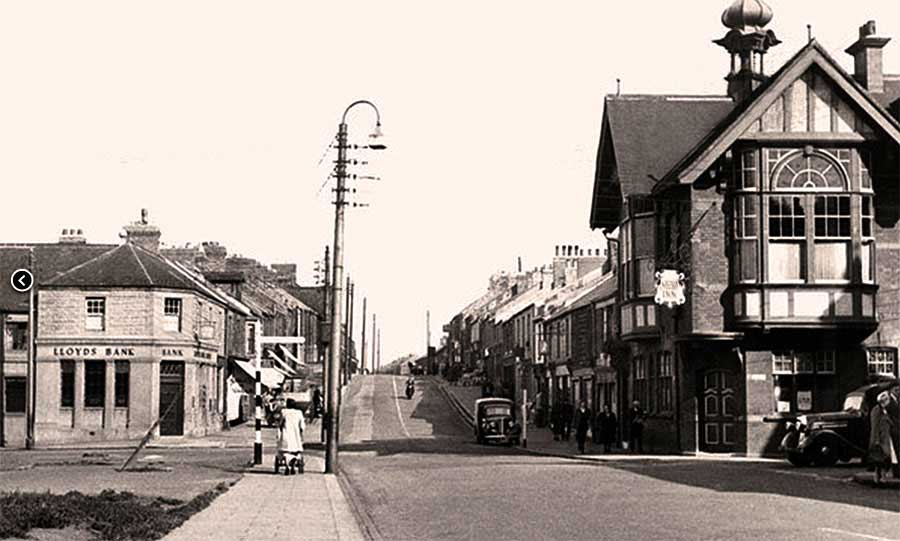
(274, 405), (306, 475)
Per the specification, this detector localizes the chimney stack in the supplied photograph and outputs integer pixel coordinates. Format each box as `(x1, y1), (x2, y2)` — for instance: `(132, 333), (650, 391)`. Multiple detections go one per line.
(846, 21), (890, 94)
(59, 228), (86, 244)
(121, 208), (161, 252)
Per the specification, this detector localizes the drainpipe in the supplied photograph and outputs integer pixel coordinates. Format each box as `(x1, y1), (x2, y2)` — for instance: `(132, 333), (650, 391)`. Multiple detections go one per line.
(601, 228), (625, 445)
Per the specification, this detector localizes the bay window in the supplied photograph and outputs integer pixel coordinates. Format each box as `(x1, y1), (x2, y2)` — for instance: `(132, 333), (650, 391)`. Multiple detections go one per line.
(731, 147), (877, 289)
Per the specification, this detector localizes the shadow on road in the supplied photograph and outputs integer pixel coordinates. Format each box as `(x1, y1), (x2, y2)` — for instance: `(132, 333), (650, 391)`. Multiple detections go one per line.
(603, 457), (899, 514)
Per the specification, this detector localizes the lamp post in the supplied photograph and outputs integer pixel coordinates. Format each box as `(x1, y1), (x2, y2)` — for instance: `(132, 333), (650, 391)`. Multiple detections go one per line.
(325, 99), (384, 474)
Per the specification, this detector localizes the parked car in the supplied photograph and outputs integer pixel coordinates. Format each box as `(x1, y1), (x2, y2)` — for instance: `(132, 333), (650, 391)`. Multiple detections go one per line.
(763, 377), (899, 467)
(474, 398), (520, 446)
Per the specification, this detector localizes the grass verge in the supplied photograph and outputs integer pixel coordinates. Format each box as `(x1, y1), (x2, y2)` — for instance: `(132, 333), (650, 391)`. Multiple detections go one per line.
(0, 481), (234, 540)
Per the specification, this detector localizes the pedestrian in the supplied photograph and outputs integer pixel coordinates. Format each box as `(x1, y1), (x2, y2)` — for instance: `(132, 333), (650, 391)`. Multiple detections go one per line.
(562, 399), (574, 441)
(482, 380), (495, 398)
(869, 390), (898, 486)
(310, 385), (323, 420)
(550, 401), (561, 441)
(629, 400), (645, 453)
(598, 404), (618, 453)
(888, 381), (900, 479)
(574, 400), (592, 454)
(278, 399), (306, 475)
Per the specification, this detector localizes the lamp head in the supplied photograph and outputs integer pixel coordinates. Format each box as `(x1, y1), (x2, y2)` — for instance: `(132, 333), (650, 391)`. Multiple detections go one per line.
(368, 122), (387, 150)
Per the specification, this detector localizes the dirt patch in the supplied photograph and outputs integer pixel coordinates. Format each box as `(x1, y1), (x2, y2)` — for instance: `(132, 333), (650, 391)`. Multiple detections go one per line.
(0, 482), (235, 541)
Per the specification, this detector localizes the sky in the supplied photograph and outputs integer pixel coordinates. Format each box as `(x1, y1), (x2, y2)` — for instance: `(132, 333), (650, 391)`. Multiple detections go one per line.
(1, 1), (899, 363)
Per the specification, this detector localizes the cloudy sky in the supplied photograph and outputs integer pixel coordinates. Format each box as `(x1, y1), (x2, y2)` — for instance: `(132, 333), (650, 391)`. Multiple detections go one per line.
(1, 1), (898, 362)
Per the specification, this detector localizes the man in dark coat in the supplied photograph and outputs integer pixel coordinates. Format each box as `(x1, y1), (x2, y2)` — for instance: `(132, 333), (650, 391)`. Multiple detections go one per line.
(550, 401), (562, 441)
(573, 400), (592, 454)
(628, 400), (645, 453)
(310, 385), (323, 419)
(597, 403), (618, 453)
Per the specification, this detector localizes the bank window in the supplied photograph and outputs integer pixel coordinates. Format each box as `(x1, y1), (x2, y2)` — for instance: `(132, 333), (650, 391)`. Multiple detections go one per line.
(164, 298), (182, 332)
(86, 298), (106, 331)
(84, 360), (106, 408)
(115, 361), (130, 408)
(5, 321), (28, 351)
(658, 352), (673, 412)
(60, 360), (75, 407)
(868, 348), (897, 377)
(4, 377), (26, 413)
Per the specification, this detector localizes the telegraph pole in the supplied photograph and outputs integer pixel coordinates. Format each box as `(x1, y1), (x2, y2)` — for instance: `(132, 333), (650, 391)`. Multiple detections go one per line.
(360, 297), (367, 375)
(347, 281), (355, 382)
(325, 100), (383, 474)
(372, 313), (377, 373)
(343, 276), (352, 386)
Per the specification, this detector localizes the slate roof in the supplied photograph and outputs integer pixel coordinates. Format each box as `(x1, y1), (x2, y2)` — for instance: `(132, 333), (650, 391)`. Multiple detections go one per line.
(658, 41), (900, 190)
(589, 95), (734, 229)
(285, 286), (325, 316)
(45, 243), (198, 290)
(0, 244), (116, 312)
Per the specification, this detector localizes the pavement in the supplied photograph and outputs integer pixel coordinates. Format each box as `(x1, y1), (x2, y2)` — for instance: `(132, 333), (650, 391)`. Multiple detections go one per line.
(336, 374), (899, 541)
(162, 452), (364, 541)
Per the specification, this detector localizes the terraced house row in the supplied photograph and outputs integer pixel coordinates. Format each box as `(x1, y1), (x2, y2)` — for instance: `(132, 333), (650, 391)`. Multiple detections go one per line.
(0, 211), (343, 448)
(446, 1), (900, 456)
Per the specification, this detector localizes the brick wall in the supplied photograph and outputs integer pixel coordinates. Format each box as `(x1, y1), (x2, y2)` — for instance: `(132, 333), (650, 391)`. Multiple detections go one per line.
(688, 190), (728, 334)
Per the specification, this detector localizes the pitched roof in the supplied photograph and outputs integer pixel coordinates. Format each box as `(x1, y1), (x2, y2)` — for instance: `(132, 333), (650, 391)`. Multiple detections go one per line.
(659, 40), (900, 190)
(589, 95), (734, 229)
(0, 244), (118, 312)
(284, 286), (325, 316)
(45, 243), (198, 290)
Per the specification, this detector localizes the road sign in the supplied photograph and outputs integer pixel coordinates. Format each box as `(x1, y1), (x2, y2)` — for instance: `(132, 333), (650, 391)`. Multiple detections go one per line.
(10, 269), (34, 293)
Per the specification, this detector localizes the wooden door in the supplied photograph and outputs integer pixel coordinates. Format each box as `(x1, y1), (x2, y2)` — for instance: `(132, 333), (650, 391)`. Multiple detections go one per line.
(700, 369), (737, 452)
(159, 361), (184, 436)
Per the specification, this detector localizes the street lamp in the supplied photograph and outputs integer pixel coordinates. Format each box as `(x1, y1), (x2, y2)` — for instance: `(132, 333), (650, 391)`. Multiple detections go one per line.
(325, 99), (384, 474)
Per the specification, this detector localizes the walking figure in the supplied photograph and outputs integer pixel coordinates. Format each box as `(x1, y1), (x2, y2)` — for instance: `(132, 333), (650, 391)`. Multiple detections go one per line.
(629, 400), (645, 453)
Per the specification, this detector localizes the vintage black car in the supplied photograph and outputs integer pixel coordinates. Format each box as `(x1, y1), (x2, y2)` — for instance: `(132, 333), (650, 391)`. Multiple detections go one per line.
(474, 398), (520, 445)
(763, 377), (898, 467)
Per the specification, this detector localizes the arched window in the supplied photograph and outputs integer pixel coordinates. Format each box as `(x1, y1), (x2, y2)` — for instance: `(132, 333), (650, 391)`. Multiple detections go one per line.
(772, 150), (847, 191)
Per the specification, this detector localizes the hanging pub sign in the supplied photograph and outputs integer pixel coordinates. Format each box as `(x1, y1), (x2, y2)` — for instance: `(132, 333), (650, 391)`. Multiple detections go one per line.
(654, 269), (686, 308)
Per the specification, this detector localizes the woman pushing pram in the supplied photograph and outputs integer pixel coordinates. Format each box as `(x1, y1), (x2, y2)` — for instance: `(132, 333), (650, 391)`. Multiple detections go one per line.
(275, 398), (306, 475)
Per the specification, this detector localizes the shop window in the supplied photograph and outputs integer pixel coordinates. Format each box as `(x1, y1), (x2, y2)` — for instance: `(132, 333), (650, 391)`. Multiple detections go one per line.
(115, 361), (130, 408)
(867, 348), (898, 377)
(84, 360), (106, 408)
(164, 298), (182, 332)
(4, 377), (25, 413)
(5, 321), (28, 351)
(772, 350), (837, 413)
(60, 360), (75, 407)
(86, 298), (106, 331)
(658, 352), (673, 412)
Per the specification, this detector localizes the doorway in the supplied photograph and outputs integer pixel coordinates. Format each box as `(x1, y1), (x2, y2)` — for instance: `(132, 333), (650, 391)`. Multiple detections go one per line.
(700, 369), (737, 452)
(159, 361), (184, 436)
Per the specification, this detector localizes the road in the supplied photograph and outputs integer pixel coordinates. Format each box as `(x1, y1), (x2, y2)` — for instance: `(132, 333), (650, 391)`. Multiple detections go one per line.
(339, 375), (899, 541)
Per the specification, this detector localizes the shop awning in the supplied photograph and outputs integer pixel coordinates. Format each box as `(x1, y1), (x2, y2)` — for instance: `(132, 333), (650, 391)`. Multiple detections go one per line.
(265, 349), (296, 376)
(234, 359), (286, 389)
(279, 345), (305, 367)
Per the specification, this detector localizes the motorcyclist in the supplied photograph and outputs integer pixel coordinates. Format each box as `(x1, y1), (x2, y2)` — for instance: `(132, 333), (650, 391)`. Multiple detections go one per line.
(405, 375), (415, 399)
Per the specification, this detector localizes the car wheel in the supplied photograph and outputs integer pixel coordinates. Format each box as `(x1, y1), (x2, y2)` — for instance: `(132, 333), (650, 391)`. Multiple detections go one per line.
(812, 442), (840, 467)
(787, 452), (811, 467)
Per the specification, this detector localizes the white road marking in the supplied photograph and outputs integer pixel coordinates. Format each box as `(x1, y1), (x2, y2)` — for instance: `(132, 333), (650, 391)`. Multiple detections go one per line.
(818, 528), (899, 541)
(391, 376), (411, 438)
